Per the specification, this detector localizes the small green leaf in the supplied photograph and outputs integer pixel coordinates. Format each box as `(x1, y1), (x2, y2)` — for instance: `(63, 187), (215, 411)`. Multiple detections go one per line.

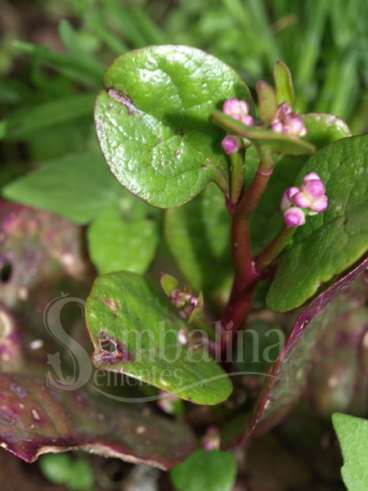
(165, 183), (231, 294)
(86, 272), (232, 405)
(87, 207), (159, 274)
(333, 413), (368, 491)
(170, 449), (237, 491)
(303, 112), (351, 146)
(256, 80), (277, 124)
(3, 151), (125, 224)
(95, 45), (251, 208)
(267, 135), (368, 312)
(273, 60), (295, 106)
(40, 454), (71, 486)
(40, 454), (94, 491)
(160, 273), (179, 297)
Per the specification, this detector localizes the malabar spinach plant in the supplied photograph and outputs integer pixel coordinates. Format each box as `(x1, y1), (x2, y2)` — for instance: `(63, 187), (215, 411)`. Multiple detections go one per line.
(2, 40), (368, 491)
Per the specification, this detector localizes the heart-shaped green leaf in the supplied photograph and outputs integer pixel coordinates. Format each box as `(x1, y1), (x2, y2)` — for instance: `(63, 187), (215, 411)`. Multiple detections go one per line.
(87, 206), (159, 275)
(95, 45), (251, 208)
(267, 135), (368, 312)
(86, 272), (232, 405)
(333, 413), (368, 491)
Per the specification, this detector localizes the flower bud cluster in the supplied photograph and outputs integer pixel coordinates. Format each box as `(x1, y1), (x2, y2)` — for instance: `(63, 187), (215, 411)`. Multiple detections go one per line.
(271, 102), (306, 137)
(281, 172), (328, 228)
(221, 98), (254, 155)
(223, 98), (254, 126)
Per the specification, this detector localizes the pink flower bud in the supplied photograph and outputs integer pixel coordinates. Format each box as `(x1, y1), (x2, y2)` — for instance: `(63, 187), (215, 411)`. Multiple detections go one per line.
(302, 179), (325, 199)
(284, 207), (306, 228)
(221, 135), (241, 154)
(277, 102), (293, 118)
(309, 194), (328, 213)
(284, 115), (307, 137)
(271, 121), (283, 134)
(296, 173), (328, 214)
(223, 98), (254, 126)
(281, 186), (299, 211)
(304, 172), (321, 182)
(293, 191), (312, 208)
(243, 114), (255, 126)
(271, 103), (307, 137)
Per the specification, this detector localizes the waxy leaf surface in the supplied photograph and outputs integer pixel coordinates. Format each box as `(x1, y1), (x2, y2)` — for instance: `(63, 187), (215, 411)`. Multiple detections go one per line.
(333, 413), (368, 491)
(95, 45), (250, 207)
(251, 256), (368, 436)
(165, 183), (231, 294)
(0, 373), (196, 470)
(268, 135), (368, 311)
(170, 449), (236, 491)
(86, 272), (232, 405)
(87, 207), (159, 275)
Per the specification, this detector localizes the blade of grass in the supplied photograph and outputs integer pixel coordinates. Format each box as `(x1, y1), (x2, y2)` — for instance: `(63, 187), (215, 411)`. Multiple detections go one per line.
(0, 93), (94, 140)
(13, 41), (103, 87)
(295, 0), (330, 94)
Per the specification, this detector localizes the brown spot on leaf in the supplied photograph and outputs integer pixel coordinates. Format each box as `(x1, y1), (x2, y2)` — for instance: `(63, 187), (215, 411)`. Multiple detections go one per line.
(103, 297), (120, 315)
(107, 88), (137, 115)
(94, 330), (133, 366)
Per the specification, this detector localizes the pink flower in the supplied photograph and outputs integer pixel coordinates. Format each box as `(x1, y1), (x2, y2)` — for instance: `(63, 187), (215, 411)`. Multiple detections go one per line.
(284, 207), (306, 228)
(223, 98), (254, 126)
(221, 135), (241, 155)
(271, 102), (307, 137)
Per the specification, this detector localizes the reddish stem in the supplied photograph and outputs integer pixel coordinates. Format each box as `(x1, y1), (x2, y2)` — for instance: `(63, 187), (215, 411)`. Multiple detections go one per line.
(220, 148), (274, 350)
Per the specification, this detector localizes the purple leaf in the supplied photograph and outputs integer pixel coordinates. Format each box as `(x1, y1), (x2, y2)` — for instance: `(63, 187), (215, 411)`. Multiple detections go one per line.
(0, 373), (196, 470)
(249, 255), (368, 436)
(0, 303), (24, 371)
(0, 201), (91, 322)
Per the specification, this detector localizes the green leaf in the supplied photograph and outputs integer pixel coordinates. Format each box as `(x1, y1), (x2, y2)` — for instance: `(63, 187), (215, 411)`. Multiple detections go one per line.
(170, 449), (237, 491)
(40, 454), (94, 491)
(87, 207), (159, 274)
(3, 151), (125, 224)
(256, 80), (277, 124)
(267, 135), (368, 312)
(303, 112), (352, 147)
(165, 183), (231, 294)
(86, 272), (232, 405)
(273, 60), (295, 106)
(95, 45), (250, 208)
(333, 413), (368, 491)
